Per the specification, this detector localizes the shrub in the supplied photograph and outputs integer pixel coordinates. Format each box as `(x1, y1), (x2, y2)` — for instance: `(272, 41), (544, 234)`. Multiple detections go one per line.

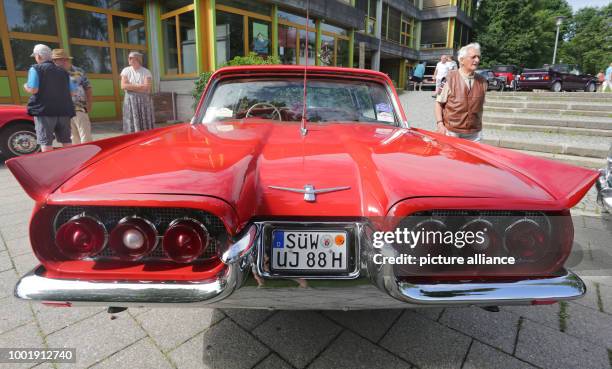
(192, 53), (281, 105)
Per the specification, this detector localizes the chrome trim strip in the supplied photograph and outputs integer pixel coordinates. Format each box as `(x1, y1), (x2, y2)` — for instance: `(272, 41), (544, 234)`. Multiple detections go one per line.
(389, 270), (586, 305)
(596, 168), (612, 212)
(218, 224), (259, 265)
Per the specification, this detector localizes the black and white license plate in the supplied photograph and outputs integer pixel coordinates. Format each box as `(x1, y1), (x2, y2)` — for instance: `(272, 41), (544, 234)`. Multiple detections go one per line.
(271, 230), (348, 271)
(527, 76), (539, 80)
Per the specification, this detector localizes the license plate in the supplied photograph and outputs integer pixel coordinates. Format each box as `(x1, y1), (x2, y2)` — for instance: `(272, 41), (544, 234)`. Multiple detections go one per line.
(271, 230), (348, 271)
(527, 77), (539, 80)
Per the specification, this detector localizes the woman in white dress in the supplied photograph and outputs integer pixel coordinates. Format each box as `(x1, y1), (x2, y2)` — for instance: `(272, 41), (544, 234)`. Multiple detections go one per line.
(120, 51), (155, 133)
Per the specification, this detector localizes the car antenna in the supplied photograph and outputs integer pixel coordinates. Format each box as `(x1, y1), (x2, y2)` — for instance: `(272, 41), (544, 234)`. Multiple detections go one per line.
(300, 0), (310, 137)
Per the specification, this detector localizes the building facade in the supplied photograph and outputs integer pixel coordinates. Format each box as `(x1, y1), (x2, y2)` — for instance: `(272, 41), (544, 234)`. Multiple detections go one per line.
(0, 0), (475, 121)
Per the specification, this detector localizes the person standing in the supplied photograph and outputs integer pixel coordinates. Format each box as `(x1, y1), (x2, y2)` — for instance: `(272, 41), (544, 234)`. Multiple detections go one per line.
(603, 63), (612, 93)
(411, 61), (426, 91)
(432, 54), (449, 97)
(446, 55), (458, 71)
(596, 70), (605, 92)
(120, 51), (155, 133)
(23, 44), (76, 152)
(52, 49), (93, 144)
(434, 43), (487, 142)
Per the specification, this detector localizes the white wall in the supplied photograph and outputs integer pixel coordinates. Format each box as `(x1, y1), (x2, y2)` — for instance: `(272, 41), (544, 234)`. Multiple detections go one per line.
(159, 79), (197, 121)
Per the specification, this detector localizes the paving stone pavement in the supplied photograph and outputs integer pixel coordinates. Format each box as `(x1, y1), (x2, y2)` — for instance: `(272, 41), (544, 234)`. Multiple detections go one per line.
(0, 101), (610, 368)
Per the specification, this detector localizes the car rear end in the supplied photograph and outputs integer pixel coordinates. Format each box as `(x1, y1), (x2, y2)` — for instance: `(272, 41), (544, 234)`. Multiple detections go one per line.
(492, 66), (518, 89)
(518, 68), (553, 90)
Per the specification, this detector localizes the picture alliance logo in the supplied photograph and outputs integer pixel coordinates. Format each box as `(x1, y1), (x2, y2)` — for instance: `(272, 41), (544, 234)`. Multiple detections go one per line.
(372, 228), (487, 249)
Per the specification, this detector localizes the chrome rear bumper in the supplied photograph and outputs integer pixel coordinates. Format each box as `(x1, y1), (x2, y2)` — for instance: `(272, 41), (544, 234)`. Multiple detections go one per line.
(15, 223), (587, 309)
(596, 168), (612, 212)
(16, 268), (586, 309)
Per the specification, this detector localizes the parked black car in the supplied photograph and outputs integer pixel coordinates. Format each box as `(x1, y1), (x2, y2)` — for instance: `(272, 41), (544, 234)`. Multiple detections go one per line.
(518, 64), (597, 92)
(476, 69), (505, 91)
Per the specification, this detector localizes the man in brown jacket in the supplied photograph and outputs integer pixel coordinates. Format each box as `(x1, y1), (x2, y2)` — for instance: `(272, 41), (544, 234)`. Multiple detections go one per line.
(434, 43), (487, 142)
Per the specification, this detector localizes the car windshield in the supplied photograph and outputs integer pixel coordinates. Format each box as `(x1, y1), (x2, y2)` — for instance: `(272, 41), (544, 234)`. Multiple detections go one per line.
(200, 78), (399, 125)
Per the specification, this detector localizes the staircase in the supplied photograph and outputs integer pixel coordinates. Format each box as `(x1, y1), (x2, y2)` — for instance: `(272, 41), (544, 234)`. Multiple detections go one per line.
(482, 91), (612, 169)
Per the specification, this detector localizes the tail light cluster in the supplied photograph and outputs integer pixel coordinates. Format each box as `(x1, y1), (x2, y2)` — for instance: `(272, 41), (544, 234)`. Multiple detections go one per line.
(53, 207), (225, 263)
(393, 210), (573, 277)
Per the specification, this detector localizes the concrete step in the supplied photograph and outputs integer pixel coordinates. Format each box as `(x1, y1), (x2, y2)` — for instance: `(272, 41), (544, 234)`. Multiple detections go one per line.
(483, 121), (612, 137)
(481, 128), (609, 158)
(487, 91), (612, 103)
(484, 101), (612, 113)
(491, 91), (612, 98)
(484, 106), (612, 118)
(493, 147), (606, 169)
(482, 112), (612, 130)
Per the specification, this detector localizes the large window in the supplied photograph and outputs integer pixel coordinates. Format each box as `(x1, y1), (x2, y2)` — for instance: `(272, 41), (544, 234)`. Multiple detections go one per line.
(216, 3), (272, 67)
(0, 45), (6, 70)
(4, 0), (58, 34)
(320, 23), (350, 67)
(70, 45), (112, 74)
(400, 17), (414, 47)
(453, 21), (471, 49)
(67, 8), (109, 41)
(10, 39), (60, 70)
(278, 24), (297, 65)
(421, 19), (448, 48)
(380, 4), (414, 49)
(161, 1), (196, 76)
(387, 8), (401, 43)
(355, 0), (376, 35)
(114, 16), (146, 45)
(65, 0), (147, 120)
(2, 0), (61, 71)
(215, 11), (244, 66)
(422, 0), (451, 9)
(68, 0), (142, 13)
(278, 11), (314, 66)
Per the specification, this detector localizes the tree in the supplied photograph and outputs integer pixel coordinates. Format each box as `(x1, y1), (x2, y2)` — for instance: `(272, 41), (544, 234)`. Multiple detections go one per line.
(474, 0), (572, 68)
(558, 4), (612, 75)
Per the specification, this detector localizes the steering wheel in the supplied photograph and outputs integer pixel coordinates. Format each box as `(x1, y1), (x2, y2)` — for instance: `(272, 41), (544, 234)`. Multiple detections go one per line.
(245, 102), (282, 121)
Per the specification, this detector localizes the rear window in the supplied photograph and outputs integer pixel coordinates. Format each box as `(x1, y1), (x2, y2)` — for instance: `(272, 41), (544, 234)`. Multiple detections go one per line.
(200, 78), (399, 125)
(492, 66), (514, 72)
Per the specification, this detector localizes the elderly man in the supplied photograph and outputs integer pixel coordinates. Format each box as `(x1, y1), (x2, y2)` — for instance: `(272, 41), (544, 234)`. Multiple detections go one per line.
(23, 44), (76, 152)
(434, 43), (487, 142)
(52, 49), (93, 144)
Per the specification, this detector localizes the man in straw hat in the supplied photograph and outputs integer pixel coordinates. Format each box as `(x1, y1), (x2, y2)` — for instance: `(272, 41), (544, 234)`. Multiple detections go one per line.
(52, 49), (93, 144)
(23, 44), (76, 152)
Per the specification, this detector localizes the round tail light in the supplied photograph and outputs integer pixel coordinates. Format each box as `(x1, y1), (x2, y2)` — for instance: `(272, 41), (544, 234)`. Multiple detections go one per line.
(109, 216), (158, 260)
(55, 215), (107, 260)
(411, 219), (447, 248)
(504, 219), (548, 261)
(460, 219), (497, 252)
(162, 218), (209, 263)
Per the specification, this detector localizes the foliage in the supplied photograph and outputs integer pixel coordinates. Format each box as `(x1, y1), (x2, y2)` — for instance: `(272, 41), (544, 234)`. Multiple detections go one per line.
(473, 0), (572, 68)
(192, 53), (281, 104)
(558, 4), (612, 75)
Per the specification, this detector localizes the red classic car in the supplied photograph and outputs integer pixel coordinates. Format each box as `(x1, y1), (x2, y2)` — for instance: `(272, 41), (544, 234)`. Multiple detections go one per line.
(8, 65), (598, 310)
(492, 65), (520, 90)
(0, 104), (37, 158)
